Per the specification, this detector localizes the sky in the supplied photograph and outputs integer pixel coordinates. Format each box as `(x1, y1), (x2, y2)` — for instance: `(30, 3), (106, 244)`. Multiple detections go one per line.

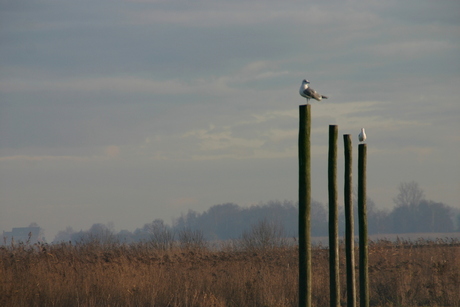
(1, 0), (459, 241)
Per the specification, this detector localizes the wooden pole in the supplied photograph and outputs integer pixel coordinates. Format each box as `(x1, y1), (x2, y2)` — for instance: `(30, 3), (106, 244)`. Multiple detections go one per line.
(344, 134), (356, 307)
(358, 143), (369, 307)
(299, 105), (311, 307)
(328, 125), (340, 307)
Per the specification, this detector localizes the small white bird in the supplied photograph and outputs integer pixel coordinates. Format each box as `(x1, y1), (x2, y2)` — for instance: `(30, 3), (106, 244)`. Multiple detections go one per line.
(299, 79), (328, 104)
(358, 128), (367, 142)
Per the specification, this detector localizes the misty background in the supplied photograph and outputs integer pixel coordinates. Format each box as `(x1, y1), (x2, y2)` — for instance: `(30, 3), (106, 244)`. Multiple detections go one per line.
(1, 1), (460, 241)
(4, 181), (460, 244)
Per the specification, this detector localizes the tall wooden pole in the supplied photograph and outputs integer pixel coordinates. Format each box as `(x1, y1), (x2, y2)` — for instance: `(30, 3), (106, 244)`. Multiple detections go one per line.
(344, 134), (356, 307)
(299, 105), (311, 307)
(328, 125), (340, 307)
(358, 143), (369, 307)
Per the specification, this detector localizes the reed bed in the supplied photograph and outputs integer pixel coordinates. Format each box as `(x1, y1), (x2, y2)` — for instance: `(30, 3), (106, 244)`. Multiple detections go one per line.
(1, 238), (459, 306)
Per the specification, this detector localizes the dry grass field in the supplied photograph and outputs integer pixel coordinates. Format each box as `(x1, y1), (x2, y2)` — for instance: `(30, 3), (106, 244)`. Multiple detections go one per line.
(1, 239), (459, 306)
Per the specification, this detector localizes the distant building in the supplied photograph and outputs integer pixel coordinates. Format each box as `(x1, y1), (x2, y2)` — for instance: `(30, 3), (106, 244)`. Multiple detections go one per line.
(2, 227), (42, 245)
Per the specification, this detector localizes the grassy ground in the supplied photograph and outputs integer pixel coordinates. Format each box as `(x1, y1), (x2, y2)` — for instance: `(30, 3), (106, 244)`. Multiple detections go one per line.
(1, 239), (459, 306)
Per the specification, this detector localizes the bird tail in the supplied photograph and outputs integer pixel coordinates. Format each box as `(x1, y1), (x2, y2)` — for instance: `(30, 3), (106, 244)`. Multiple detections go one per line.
(321, 95), (328, 99)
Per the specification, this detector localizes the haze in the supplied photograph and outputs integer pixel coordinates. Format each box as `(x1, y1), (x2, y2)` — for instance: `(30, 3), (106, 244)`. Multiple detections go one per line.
(1, 0), (459, 240)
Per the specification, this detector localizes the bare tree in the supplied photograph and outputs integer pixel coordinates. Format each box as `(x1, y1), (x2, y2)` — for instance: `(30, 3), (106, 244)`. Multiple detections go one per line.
(53, 226), (75, 243)
(146, 219), (175, 250)
(239, 219), (287, 251)
(393, 181), (425, 207)
(178, 228), (206, 250)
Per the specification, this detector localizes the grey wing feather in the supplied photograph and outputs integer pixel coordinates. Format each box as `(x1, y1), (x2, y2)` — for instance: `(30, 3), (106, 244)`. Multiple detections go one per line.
(303, 88), (322, 100)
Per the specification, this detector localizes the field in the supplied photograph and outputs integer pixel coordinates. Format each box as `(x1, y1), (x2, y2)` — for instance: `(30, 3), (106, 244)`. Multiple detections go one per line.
(1, 239), (459, 306)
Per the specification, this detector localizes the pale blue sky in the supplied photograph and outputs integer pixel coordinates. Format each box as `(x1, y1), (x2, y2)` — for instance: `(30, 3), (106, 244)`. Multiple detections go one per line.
(1, 0), (459, 240)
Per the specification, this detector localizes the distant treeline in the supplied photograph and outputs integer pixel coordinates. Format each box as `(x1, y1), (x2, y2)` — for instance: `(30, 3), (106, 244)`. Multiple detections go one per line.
(54, 199), (459, 244)
(49, 182), (460, 243)
(168, 197), (458, 239)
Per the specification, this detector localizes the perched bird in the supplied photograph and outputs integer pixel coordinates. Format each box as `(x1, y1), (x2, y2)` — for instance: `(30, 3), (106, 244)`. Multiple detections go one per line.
(358, 128), (367, 142)
(299, 79), (328, 104)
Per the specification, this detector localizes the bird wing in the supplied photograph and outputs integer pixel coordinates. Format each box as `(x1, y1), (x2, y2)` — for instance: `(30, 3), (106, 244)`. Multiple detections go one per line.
(302, 88), (322, 101)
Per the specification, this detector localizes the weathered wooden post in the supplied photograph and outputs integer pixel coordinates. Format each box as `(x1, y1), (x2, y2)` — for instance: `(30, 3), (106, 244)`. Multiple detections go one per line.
(344, 134), (356, 307)
(358, 143), (369, 307)
(328, 125), (340, 307)
(299, 104), (311, 307)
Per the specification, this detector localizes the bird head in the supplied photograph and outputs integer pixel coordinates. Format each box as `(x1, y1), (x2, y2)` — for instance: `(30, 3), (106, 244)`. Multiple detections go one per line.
(302, 79), (310, 84)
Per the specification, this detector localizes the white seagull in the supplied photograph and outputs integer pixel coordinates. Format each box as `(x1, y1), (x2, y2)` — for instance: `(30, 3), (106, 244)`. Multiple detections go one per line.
(299, 79), (328, 104)
(358, 128), (367, 142)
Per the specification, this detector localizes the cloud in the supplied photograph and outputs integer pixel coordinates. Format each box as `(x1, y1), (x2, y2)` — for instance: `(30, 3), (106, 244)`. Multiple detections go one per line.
(130, 100), (437, 162)
(126, 2), (304, 27)
(369, 40), (454, 59)
(0, 155), (91, 163)
(0, 145), (122, 163)
(1, 59), (291, 97)
(0, 76), (221, 95)
(104, 145), (120, 158)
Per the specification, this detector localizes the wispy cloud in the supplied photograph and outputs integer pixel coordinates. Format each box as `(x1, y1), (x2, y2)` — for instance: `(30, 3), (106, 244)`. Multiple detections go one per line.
(0, 145), (122, 163)
(370, 40), (454, 58)
(0, 76), (219, 95)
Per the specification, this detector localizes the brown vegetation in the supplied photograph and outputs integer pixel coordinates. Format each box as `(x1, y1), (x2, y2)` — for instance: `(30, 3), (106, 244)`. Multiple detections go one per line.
(1, 239), (459, 306)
